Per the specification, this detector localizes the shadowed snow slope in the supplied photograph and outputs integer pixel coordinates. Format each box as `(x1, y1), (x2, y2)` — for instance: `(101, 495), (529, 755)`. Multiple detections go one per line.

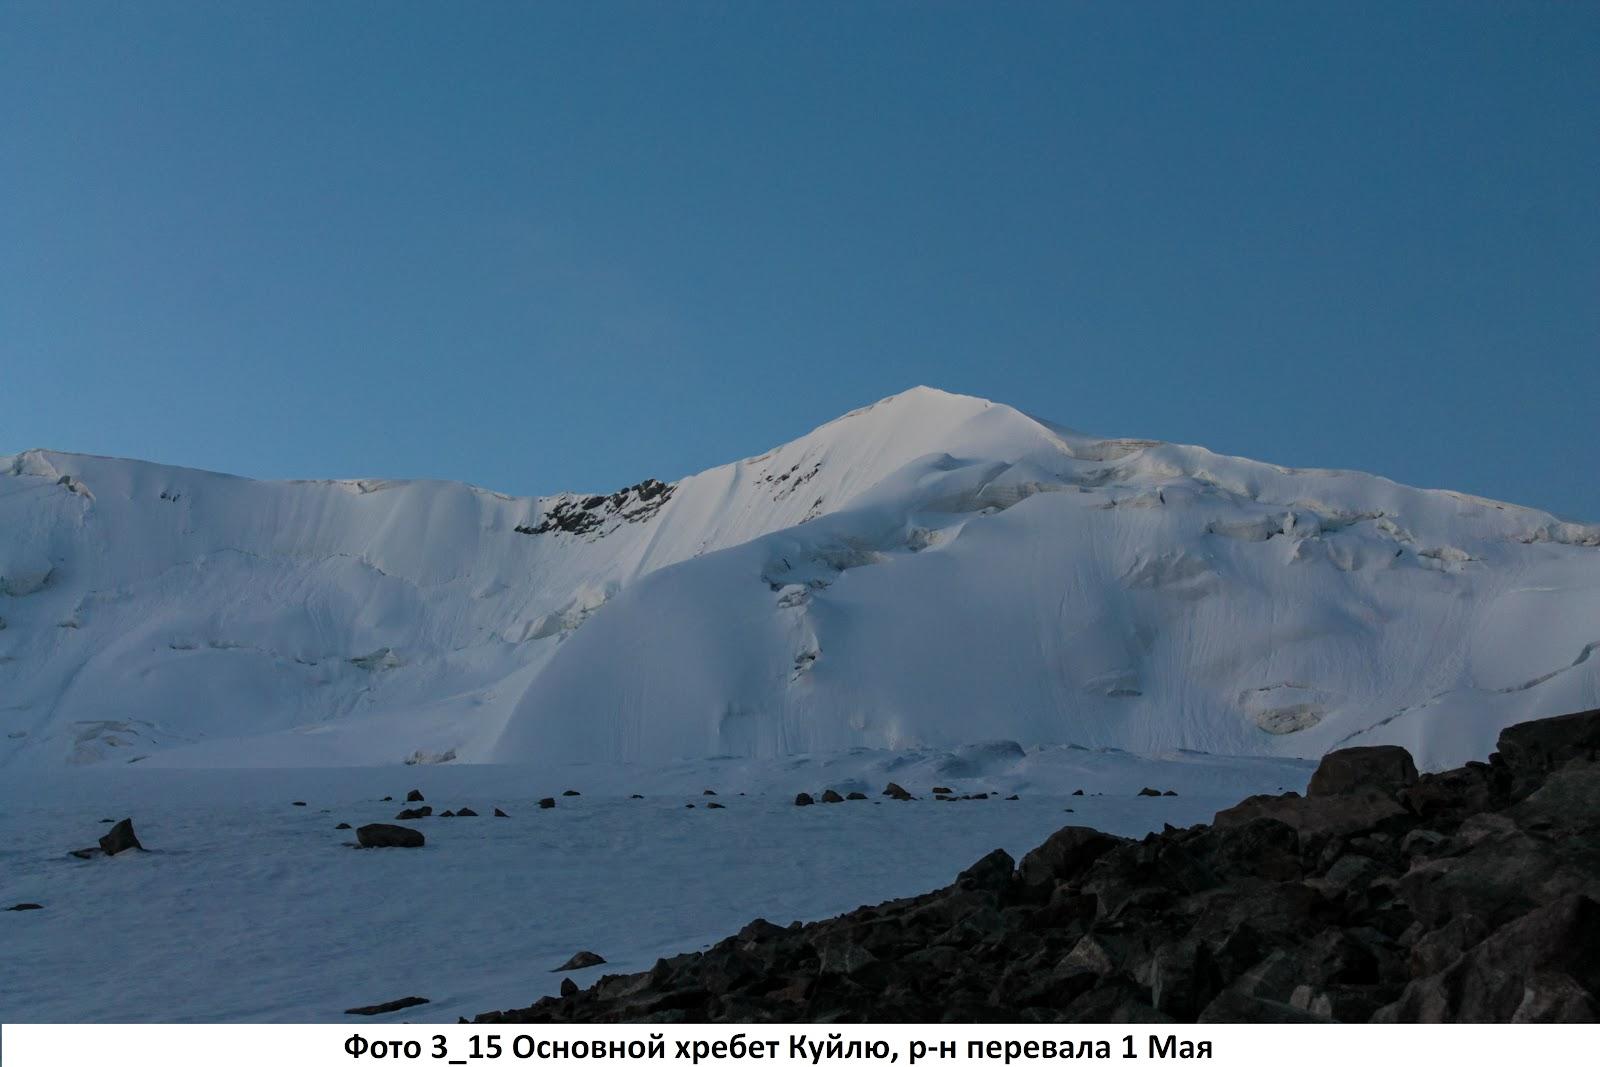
(3, 386), (1597, 772)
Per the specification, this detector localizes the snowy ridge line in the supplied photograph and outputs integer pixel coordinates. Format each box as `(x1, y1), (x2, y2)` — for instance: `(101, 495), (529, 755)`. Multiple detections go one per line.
(2, 386), (1598, 772)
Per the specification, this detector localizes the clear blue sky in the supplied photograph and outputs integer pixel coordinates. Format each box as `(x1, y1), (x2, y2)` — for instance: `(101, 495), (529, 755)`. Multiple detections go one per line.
(4, 2), (1597, 519)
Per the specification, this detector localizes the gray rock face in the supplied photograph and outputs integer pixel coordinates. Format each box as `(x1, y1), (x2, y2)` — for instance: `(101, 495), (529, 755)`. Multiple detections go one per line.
(472, 707), (1600, 1025)
(355, 824), (425, 848)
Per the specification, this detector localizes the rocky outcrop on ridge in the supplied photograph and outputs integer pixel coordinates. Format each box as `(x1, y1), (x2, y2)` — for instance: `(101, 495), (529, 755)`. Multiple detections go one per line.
(475, 708), (1600, 1024)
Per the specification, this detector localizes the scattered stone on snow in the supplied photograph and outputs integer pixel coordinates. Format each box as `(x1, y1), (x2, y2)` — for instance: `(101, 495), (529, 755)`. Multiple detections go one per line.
(346, 996), (429, 1016)
(355, 824), (424, 848)
(553, 951), (607, 972)
(472, 707), (1600, 1024)
(99, 818), (143, 855)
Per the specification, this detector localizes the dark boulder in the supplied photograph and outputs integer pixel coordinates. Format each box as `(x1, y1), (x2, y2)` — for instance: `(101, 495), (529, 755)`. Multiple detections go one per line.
(1307, 745), (1419, 798)
(821, 789), (844, 803)
(346, 996), (429, 1015)
(7, 903), (43, 911)
(846, 792), (867, 801)
(494, 808), (509, 817)
(539, 797), (556, 809)
(563, 790), (581, 797)
(1017, 825), (1121, 891)
(456, 807), (478, 817)
(395, 806), (432, 820)
(956, 848), (1015, 891)
(738, 918), (785, 942)
(356, 824), (425, 848)
(334, 822), (351, 830)
(560, 978), (579, 997)
(883, 782), (912, 800)
(98, 818), (143, 856)
(1213, 790), (1405, 839)
(406, 790), (424, 802)
(554, 950), (607, 972)
(1138, 787), (1162, 797)
(1496, 707), (1600, 778)
(794, 793), (814, 807)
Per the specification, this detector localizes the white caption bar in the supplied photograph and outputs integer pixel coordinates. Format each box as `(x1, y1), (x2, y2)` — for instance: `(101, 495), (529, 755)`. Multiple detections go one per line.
(2, 1022), (1593, 1067)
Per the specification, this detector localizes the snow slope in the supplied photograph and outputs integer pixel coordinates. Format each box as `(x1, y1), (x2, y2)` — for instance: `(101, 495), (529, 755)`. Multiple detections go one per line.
(0, 750), (1310, 1022)
(3, 386), (1597, 773)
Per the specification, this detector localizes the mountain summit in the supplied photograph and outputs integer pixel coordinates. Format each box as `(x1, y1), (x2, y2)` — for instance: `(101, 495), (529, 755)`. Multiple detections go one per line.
(2, 388), (1596, 771)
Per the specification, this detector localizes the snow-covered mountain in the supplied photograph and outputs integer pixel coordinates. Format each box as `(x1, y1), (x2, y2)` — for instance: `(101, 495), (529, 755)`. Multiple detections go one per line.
(3, 386), (1596, 772)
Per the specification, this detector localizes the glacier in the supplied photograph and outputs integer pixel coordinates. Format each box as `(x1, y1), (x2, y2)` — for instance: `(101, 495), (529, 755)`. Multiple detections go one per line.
(2, 385), (1597, 774)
